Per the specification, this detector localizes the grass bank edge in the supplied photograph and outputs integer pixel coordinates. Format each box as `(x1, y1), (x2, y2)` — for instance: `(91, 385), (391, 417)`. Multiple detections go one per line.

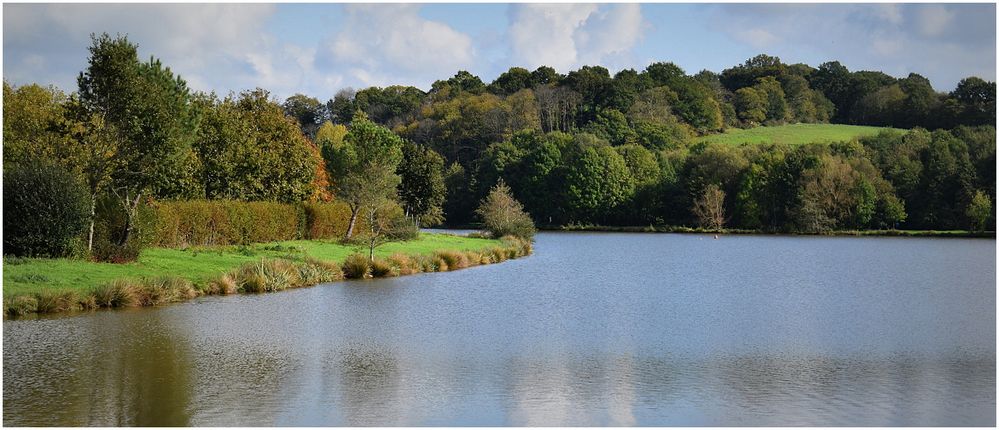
(546, 224), (995, 238)
(2, 235), (532, 318)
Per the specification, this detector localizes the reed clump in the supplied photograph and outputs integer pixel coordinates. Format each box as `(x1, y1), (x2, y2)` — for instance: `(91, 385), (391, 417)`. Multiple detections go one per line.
(342, 254), (370, 279)
(370, 258), (397, 278)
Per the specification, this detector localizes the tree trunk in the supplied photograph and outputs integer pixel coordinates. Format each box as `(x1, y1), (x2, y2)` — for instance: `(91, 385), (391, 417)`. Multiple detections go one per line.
(88, 193), (97, 252)
(119, 191), (142, 246)
(345, 205), (359, 240)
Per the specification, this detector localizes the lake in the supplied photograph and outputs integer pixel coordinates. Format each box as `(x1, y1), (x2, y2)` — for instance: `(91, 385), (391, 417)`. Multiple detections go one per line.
(3, 232), (995, 426)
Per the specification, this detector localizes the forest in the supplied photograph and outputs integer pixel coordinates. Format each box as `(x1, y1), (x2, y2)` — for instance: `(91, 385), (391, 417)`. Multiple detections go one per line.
(3, 33), (996, 261)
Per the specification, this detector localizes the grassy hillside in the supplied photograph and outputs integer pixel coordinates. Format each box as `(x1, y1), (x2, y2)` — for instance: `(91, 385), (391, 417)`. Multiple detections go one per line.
(695, 123), (903, 146)
(3, 233), (499, 297)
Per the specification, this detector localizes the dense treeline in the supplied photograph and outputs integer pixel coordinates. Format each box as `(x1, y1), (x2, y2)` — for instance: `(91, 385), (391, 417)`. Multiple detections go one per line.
(3, 36), (996, 259)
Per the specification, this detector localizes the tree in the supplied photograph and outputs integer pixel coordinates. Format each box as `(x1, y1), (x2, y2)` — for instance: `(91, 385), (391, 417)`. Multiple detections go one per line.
(562, 140), (636, 222)
(966, 190), (993, 231)
(476, 179), (536, 240)
(488, 67), (533, 95)
(398, 142), (447, 227)
(322, 115), (405, 240)
(692, 184), (726, 230)
(221, 89), (322, 202)
(362, 194), (417, 261)
(951, 77), (996, 126)
(78, 33), (200, 248)
(2, 82), (70, 167)
(283, 93), (324, 137)
(734, 87), (766, 124)
(753, 76), (789, 123)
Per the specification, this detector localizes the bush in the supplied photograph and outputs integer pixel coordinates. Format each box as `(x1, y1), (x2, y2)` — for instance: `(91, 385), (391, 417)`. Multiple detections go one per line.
(151, 200), (301, 247)
(301, 201), (368, 240)
(476, 180), (536, 240)
(3, 160), (91, 257)
(90, 194), (157, 263)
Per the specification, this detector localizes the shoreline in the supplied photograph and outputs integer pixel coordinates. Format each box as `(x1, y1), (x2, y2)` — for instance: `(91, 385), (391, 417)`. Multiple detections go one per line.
(3, 235), (532, 319)
(443, 224), (994, 238)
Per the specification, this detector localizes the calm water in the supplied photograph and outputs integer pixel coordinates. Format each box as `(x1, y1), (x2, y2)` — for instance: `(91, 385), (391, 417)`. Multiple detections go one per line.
(3, 233), (995, 426)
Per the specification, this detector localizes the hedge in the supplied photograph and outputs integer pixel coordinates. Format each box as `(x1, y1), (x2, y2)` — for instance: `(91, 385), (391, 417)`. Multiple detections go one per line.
(149, 200), (367, 248)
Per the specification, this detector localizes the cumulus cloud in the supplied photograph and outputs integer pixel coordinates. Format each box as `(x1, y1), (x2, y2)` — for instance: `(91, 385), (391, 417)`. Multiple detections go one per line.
(708, 3), (995, 90)
(3, 4), (278, 95)
(508, 4), (646, 72)
(320, 4), (475, 88)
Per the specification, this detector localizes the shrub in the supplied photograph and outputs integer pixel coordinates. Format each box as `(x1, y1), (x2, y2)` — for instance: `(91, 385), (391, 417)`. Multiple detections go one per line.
(475, 180), (536, 240)
(301, 201), (368, 240)
(3, 160), (91, 257)
(151, 200), (301, 247)
(342, 254), (370, 279)
(90, 194), (156, 263)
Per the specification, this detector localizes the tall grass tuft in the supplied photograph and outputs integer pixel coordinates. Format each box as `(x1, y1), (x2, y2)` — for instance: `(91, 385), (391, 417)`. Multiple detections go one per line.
(342, 254), (370, 279)
(235, 259), (303, 292)
(203, 273), (239, 295)
(90, 280), (140, 308)
(299, 258), (343, 285)
(387, 253), (418, 275)
(433, 250), (468, 270)
(135, 276), (197, 306)
(34, 291), (80, 313)
(5, 295), (39, 317)
(370, 258), (397, 277)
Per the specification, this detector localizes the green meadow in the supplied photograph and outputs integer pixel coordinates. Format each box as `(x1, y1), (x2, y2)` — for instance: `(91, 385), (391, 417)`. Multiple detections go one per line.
(3, 233), (500, 298)
(695, 123), (903, 146)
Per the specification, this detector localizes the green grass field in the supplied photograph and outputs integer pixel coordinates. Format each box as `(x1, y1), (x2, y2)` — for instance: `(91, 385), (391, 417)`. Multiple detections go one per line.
(2, 233), (500, 297)
(695, 123), (903, 146)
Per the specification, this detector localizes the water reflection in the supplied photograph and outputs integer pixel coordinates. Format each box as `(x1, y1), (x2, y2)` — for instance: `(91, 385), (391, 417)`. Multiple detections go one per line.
(4, 233), (995, 426)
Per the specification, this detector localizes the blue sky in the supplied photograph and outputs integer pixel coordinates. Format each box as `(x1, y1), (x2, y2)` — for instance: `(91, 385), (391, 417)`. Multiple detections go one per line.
(4, 3), (995, 100)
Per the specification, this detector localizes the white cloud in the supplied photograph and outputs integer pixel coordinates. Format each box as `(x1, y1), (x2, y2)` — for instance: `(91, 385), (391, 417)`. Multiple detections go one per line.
(709, 4), (995, 90)
(3, 4), (278, 95)
(737, 29), (780, 49)
(322, 5), (475, 88)
(916, 5), (955, 37)
(508, 4), (646, 72)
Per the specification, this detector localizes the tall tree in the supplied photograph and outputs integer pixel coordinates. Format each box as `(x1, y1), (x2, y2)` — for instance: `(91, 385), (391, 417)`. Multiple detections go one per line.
(398, 142), (447, 227)
(78, 33), (200, 247)
(322, 114), (405, 239)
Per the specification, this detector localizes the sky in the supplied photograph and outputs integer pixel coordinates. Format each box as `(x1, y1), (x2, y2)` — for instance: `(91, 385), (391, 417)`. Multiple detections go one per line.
(3, 3), (996, 100)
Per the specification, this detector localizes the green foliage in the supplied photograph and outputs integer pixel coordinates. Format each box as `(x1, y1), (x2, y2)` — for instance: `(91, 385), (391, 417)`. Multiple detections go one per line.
(563, 143), (636, 221)
(3, 160), (91, 257)
(966, 190), (993, 231)
(322, 115), (405, 239)
(398, 142), (447, 226)
(2, 82), (70, 167)
(476, 180), (537, 240)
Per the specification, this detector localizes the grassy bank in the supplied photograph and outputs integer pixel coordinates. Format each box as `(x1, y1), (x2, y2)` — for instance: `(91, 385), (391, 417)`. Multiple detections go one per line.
(3, 233), (532, 318)
(549, 224), (994, 238)
(695, 124), (902, 146)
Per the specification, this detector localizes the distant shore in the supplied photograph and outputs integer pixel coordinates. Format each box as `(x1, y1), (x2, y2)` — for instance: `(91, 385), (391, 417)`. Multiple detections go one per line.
(440, 225), (994, 238)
